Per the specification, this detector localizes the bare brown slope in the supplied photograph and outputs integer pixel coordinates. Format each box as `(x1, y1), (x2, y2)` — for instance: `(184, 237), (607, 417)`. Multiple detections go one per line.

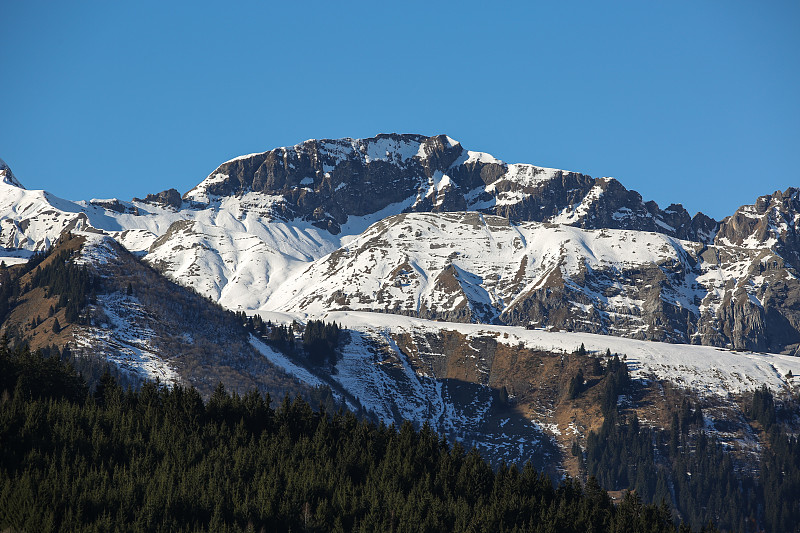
(0, 233), (311, 399)
(0, 234), (86, 351)
(390, 328), (765, 480)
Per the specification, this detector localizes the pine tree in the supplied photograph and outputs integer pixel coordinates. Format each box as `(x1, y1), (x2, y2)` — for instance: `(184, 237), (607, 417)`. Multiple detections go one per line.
(568, 368), (584, 399)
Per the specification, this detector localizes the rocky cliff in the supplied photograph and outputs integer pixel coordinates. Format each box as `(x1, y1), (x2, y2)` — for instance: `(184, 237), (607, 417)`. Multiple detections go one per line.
(184, 133), (717, 241)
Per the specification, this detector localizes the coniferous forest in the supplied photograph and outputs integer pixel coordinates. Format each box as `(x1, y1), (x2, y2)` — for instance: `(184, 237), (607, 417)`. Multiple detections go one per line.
(0, 343), (713, 533)
(582, 356), (800, 532)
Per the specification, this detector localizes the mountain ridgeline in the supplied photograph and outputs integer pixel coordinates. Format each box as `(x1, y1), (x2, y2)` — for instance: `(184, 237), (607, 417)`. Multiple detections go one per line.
(183, 134), (718, 242)
(2, 133), (798, 353)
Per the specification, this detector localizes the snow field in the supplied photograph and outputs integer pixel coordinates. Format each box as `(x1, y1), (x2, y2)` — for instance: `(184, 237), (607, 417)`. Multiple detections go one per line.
(301, 311), (800, 397)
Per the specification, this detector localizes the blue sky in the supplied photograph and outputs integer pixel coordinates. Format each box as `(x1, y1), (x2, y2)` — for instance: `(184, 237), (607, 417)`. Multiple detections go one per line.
(1, 1), (798, 220)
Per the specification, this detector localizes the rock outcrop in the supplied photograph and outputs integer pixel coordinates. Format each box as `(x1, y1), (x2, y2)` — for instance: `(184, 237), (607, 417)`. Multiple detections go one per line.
(183, 134), (718, 241)
(134, 188), (183, 210)
(0, 158), (24, 188)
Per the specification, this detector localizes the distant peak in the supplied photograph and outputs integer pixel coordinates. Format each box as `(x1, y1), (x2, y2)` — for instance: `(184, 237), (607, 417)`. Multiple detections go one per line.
(0, 158), (25, 189)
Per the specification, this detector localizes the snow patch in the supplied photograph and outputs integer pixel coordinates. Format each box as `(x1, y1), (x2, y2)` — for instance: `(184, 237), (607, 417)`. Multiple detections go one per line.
(250, 336), (326, 387)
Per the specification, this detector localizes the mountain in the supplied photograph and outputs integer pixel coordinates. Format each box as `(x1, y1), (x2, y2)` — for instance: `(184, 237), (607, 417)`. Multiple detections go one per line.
(0, 168), (94, 252)
(0, 232), (312, 399)
(0, 136), (798, 353)
(268, 210), (800, 354)
(183, 133), (717, 242)
(2, 134), (800, 429)
(2, 140), (800, 530)
(0, 158), (23, 188)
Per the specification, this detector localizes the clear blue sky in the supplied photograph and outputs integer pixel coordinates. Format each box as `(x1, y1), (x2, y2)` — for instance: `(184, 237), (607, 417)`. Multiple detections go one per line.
(1, 1), (798, 220)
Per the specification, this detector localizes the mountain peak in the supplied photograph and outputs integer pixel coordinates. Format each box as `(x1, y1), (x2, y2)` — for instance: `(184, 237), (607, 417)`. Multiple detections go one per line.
(0, 158), (25, 189)
(180, 134), (717, 241)
(714, 186), (800, 270)
(184, 133), (459, 202)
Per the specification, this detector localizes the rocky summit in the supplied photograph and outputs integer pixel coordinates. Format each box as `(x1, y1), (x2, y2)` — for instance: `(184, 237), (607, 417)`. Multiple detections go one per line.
(183, 133), (717, 241)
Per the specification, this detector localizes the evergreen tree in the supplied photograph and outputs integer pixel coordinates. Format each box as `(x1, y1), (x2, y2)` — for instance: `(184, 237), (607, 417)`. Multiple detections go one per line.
(568, 368), (585, 399)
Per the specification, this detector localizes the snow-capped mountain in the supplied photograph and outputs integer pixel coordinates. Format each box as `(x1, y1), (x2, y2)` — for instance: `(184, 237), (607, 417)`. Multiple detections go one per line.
(0, 158), (23, 188)
(2, 138), (800, 496)
(0, 134), (798, 355)
(0, 171), (96, 251)
(3, 137), (798, 532)
(267, 210), (799, 353)
(183, 133), (717, 241)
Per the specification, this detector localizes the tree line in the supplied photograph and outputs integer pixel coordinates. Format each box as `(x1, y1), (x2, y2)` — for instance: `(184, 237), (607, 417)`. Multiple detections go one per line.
(0, 343), (710, 532)
(236, 312), (341, 367)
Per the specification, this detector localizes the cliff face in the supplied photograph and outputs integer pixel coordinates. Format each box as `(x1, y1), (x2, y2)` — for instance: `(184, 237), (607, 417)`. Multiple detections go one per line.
(702, 188), (800, 354)
(716, 188), (800, 266)
(183, 133), (717, 242)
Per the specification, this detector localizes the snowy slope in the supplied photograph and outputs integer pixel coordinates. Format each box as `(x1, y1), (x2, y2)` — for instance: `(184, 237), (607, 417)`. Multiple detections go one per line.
(270, 211), (701, 315)
(265, 211), (797, 351)
(0, 180), (92, 250)
(262, 310), (800, 397)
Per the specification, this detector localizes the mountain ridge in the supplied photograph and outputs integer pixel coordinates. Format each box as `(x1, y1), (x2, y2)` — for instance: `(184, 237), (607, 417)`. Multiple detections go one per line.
(0, 231), (314, 399)
(0, 134), (798, 354)
(0, 158), (24, 188)
(180, 133), (719, 243)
